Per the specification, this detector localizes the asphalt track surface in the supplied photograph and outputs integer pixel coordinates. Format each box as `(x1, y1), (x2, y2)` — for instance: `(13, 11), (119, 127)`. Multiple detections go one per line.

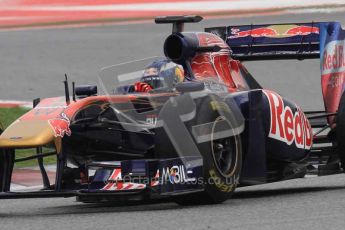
(1, 11), (345, 230)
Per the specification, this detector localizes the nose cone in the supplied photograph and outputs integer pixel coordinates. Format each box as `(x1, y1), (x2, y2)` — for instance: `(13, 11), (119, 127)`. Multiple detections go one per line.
(0, 120), (55, 148)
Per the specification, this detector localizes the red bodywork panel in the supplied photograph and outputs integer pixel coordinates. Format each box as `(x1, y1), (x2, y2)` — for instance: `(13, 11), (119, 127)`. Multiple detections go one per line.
(191, 32), (248, 92)
(321, 42), (345, 125)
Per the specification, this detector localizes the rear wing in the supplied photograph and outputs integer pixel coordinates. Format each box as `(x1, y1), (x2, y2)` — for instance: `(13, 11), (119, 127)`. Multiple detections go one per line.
(205, 22), (343, 61)
(206, 22), (345, 125)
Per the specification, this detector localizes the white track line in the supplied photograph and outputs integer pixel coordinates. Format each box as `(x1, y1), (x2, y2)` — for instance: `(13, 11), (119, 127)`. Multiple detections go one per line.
(0, 100), (32, 108)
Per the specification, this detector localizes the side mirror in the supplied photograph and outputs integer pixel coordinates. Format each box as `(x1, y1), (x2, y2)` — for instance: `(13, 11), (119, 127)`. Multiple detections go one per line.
(176, 81), (204, 93)
(75, 85), (97, 98)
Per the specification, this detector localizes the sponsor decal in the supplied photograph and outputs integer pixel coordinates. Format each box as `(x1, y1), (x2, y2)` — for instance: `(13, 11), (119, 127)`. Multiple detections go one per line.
(48, 112), (72, 138)
(161, 165), (195, 184)
(145, 114), (158, 125)
(208, 169), (234, 193)
(322, 40), (345, 75)
(107, 168), (122, 182)
(229, 25), (319, 39)
(150, 169), (160, 187)
(9, 136), (23, 140)
(230, 27), (278, 38)
(102, 168), (146, 191)
(284, 25), (319, 36)
(321, 39), (345, 125)
(263, 90), (312, 150)
(327, 75), (345, 88)
(102, 181), (146, 191)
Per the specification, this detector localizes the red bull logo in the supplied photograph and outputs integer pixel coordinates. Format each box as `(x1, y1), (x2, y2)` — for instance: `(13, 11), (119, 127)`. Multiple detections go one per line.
(263, 90), (312, 150)
(321, 40), (345, 125)
(284, 26), (319, 36)
(230, 27), (278, 38)
(229, 25), (319, 39)
(322, 41), (345, 74)
(48, 113), (72, 138)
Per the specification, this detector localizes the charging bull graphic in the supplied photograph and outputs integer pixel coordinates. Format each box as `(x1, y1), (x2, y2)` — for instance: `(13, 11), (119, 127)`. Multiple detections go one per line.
(284, 25), (319, 36)
(229, 25), (319, 39)
(48, 113), (72, 138)
(229, 27), (278, 38)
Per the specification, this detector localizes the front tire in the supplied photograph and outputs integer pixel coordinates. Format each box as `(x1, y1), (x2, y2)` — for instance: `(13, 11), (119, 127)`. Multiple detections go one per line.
(0, 129), (15, 192)
(175, 96), (242, 205)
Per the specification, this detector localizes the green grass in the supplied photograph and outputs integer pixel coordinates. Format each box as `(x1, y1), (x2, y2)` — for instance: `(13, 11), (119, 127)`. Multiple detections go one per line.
(15, 148), (57, 168)
(0, 107), (29, 128)
(0, 107), (57, 168)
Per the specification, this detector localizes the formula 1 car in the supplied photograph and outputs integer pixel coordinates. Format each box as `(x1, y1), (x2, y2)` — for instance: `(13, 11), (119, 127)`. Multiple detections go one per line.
(0, 15), (344, 205)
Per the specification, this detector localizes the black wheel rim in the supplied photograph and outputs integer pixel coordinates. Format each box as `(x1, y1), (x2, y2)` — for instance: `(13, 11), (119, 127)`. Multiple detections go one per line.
(211, 116), (238, 177)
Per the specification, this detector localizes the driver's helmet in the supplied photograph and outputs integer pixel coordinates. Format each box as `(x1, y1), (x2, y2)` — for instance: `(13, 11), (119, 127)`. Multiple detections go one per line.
(140, 59), (184, 90)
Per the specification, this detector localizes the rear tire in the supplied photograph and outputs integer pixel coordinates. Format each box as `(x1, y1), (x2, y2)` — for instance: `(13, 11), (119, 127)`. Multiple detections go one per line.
(336, 91), (345, 171)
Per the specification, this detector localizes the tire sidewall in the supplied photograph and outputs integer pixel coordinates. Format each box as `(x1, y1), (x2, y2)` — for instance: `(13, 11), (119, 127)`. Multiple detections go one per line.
(194, 95), (242, 203)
